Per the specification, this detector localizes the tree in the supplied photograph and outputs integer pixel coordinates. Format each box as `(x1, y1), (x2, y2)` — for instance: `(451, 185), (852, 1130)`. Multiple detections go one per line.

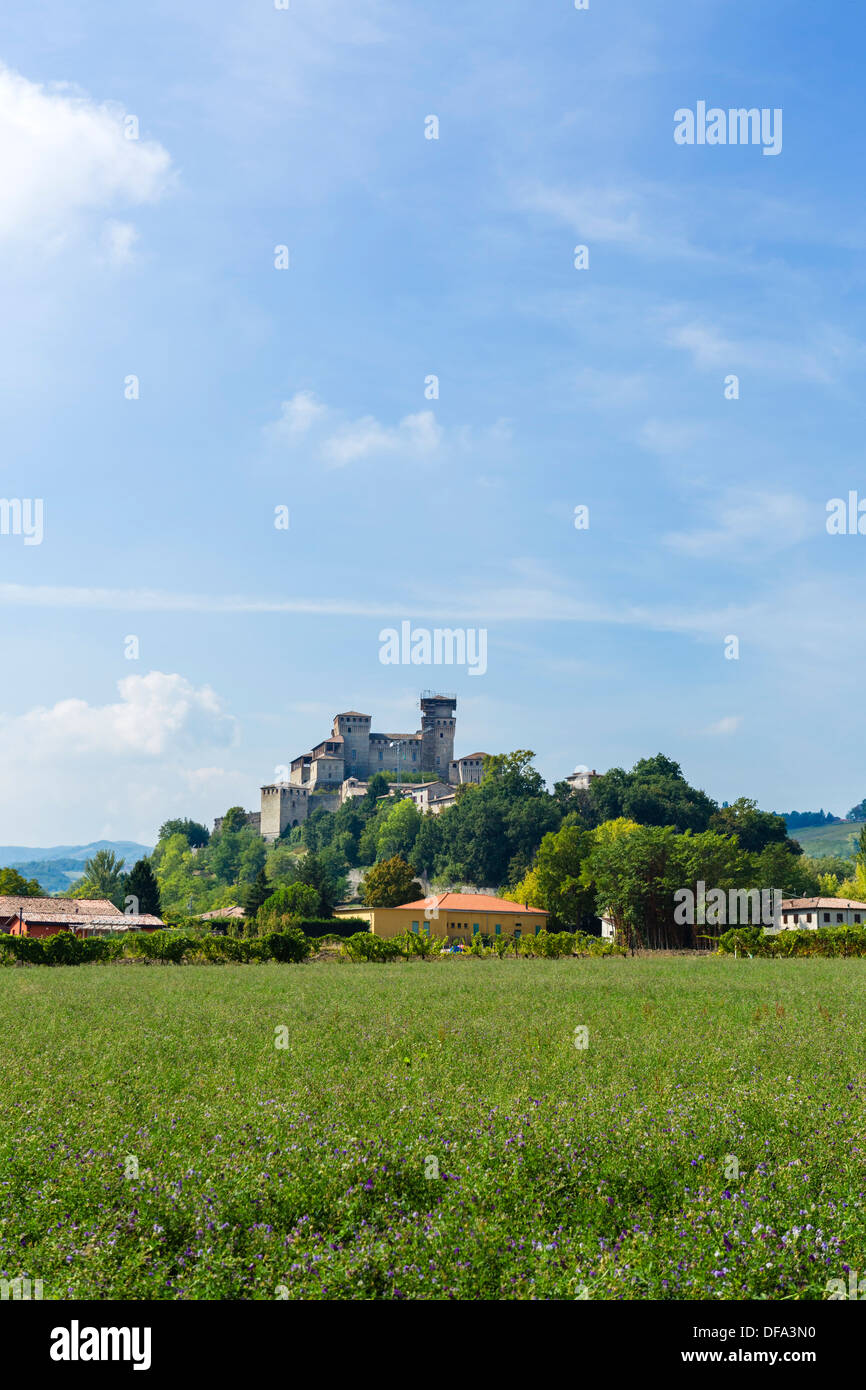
(294, 851), (339, 917)
(410, 814), (443, 877)
(362, 856), (422, 907)
(708, 798), (797, 855)
(0, 867), (43, 897)
(241, 868), (271, 920)
(591, 755), (718, 833)
(364, 772), (390, 806)
(847, 800), (866, 823)
(124, 858), (162, 916)
(481, 750), (545, 799)
(376, 797), (421, 861)
(158, 818), (210, 848)
(258, 882), (320, 928)
(220, 807), (248, 835)
(74, 849), (126, 907)
(749, 843), (820, 898)
(150, 833), (220, 916)
(530, 823), (597, 928)
(582, 821), (749, 950)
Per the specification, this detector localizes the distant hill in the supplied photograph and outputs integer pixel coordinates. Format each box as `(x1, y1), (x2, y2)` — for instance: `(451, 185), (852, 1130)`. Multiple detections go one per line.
(0, 840), (152, 864)
(0, 842), (153, 896)
(793, 821), (864, 860)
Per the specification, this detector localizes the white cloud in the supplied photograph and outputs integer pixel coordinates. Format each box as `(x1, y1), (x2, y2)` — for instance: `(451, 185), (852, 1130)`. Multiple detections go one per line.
(0, 62), (173, 253)
(263, 391), (443, 467)
(0, 672), (235, 759)
(0, 673), (240, 844)
(664, 318), (846, 385)
(664, 491), (814, 558)
(100, 219), (139, 266)
(705, 716), (742, 736)
(265, 390), (329, 439)
(322, 409), (441, 467)
(638, 418), (703, 455)
(516, 181), (711, 262)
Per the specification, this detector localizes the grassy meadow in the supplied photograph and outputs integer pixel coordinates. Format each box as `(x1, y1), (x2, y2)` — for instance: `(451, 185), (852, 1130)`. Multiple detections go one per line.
(1, 955), (865, 1300)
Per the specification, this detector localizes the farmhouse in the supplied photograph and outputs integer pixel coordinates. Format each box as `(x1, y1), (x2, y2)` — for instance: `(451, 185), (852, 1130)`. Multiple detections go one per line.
(776, 897), (866, 931)
(334, 891), (548, 945)
(0, 896), (164, 939)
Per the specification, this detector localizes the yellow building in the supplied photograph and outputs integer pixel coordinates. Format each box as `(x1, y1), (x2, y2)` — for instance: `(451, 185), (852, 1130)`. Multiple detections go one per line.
(334, 892), (548, 944)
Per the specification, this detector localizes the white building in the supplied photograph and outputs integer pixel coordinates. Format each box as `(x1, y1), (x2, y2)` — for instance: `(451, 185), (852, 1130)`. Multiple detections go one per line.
(776, 897), (866, 931)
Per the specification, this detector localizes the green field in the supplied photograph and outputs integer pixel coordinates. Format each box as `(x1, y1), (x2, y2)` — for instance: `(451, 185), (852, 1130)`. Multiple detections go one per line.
(1, 957), (865, 1300)
(792, 820), (864, 860)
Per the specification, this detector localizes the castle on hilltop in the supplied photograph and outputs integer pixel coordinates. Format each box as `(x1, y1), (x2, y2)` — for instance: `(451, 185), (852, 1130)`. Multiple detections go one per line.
(252, 693), (489, 841)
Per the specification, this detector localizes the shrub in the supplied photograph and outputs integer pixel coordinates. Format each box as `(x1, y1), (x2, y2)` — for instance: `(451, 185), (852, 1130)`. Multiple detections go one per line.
(717, 925), (866, 958)
(127, 930), (194, 964)
(290, 917), (369, 939)
(340, 932), (402, 963)
(81, 937), (124, 963)
(262, 928), (311, 964)
(43, 933), (86, 966)
(0, 934), (45, 965)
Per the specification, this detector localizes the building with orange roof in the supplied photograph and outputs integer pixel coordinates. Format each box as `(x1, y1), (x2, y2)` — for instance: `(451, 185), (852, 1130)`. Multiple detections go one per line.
(333, 890), (548, 944)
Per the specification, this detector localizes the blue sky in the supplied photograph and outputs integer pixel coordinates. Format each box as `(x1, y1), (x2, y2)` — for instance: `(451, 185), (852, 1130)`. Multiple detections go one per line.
(0, 0), (864, 845)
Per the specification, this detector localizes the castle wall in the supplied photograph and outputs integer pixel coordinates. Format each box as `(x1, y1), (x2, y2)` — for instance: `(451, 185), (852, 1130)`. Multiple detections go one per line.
(368, 733), (422, 777)
(260, 784), (310, 841)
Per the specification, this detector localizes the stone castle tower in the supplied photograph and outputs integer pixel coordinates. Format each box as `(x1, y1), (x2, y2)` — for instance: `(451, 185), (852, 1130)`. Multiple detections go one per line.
(420, 692), (456, 776)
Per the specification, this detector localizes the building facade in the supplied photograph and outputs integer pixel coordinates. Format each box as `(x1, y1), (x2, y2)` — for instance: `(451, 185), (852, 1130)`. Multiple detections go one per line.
(334, 891), (548, 944)
(775, 897), (866, 931)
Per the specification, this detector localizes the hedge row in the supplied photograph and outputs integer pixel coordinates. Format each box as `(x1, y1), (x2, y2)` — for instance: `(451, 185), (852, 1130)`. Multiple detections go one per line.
(339, 929), (624, 963)
(164, 916), (371, 940)
(718, 925), (866, 957)
(0, 929), (311, 966)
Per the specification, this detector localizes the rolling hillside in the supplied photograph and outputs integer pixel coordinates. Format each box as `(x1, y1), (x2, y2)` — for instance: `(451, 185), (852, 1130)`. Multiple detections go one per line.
(0, 842), (153, 896)
(792, 821), (864, 860)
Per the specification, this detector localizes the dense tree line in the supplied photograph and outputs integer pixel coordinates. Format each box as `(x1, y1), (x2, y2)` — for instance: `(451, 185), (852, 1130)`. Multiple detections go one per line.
(137, 752), (865, 946)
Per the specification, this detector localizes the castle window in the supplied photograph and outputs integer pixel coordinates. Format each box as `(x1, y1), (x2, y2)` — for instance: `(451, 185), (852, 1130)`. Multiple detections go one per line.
(378, 752), (383, 761)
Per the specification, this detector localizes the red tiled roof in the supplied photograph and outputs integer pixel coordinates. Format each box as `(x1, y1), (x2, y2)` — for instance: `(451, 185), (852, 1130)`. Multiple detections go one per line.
(0, 896), (121, 919)
(396, 892), (546, 914)
(12, 913), (164, 928)
(781, 897), (866, 911)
